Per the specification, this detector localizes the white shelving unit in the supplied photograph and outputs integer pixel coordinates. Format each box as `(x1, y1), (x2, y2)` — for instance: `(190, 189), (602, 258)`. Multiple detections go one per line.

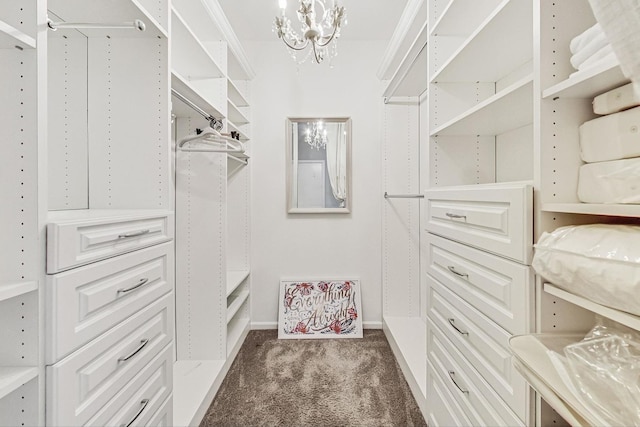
(171, 1), (253, 425)
(0, 281), (37, 303)
(380, 4), (427, 419)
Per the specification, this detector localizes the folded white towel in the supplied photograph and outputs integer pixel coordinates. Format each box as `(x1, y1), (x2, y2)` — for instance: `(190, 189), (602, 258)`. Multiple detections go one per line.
(576, 43), (615, 71)
(569, 30), (609, 69)
(570, 23), (603, 54)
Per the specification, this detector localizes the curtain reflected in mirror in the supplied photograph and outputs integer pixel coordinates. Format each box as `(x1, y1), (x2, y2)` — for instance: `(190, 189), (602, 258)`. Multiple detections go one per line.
(286, 117), (351, 213)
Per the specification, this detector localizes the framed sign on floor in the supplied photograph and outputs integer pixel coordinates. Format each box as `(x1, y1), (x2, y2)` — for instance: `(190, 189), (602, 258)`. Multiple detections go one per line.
(278, 279), (363, 339)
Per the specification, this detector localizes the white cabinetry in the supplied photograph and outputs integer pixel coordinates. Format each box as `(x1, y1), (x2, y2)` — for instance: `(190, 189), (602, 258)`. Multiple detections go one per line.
(170, 1), (253, 425)
(508, 2), (640, 425)
(423, 1), (536, 424)
(0, 1), (42, 425)
(46, 212), (175, 427)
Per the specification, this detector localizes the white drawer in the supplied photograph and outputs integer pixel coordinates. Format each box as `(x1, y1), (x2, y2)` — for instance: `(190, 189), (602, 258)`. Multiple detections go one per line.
(88, 344), (173, 427)
(428, 318), (525, 427)
(46, 242), (173, 362)
(424, 183), (533, 264)
(46, 294), (173, 427)
(147, 395), (173, 427)
(425, 233), (533, 335)
(47, 210), (174, 273)
(427, 361), (474, 427)
(428, 276), (528, 418)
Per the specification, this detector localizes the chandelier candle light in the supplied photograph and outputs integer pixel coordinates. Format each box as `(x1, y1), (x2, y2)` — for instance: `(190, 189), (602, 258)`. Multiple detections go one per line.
(274, 0), (347, 64)
(305, 121), (328, 150)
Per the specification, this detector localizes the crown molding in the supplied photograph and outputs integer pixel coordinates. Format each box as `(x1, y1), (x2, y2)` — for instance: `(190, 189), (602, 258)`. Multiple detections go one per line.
(203, 0), (256, 80)
(376, 0), (426, 80)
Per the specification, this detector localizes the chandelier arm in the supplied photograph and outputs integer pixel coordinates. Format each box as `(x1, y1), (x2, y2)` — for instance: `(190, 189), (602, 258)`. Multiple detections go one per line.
(281, 37), (310, 51)
(311, 41), (323, 63)
(315, 23), (340, 47)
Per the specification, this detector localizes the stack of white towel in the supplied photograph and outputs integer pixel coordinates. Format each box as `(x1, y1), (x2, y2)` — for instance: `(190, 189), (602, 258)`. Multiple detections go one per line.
(577, 82), (640, 203)
(569, 23), (618, 73)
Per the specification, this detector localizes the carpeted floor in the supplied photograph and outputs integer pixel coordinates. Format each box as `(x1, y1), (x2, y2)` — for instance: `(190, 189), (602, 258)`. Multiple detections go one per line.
(200, 329), (427, 427)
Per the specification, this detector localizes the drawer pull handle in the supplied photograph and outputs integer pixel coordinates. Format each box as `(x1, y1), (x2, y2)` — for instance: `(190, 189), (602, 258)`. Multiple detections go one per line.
(118, 229), (150, 239)
(448, 371), (469, 395)
(447, 266), (468, 279)
(117, 278), (150, 294)
(445, 212), (466, 220)
(120, 398), (150, 427)
(118, 339), (150, 363)
(448, 318), (469, 336)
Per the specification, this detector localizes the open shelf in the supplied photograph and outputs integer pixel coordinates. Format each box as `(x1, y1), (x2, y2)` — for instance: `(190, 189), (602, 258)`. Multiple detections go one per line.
(173, 360), (225, 427)
(542, 202), (640, 218)
(382, 21), (428, 98)
(431, 0), (502, 36)
(226, 270), (249, 297)
(544, 283), (640, 331)
(431, 75), (533, 136)
(47, 0), (167, 38)
(227, 79), (249, 108)
(0, 20), (35, 49)
(227, 100), (249, 125)
(171, 8), (224, 79)
(542, 57), (626, 99)
(226, 290), (249, 324)
(0, 281), (37, 303)
(171, 71), (224, 119)
(0, 367), (38, 400)
(383, 316), (427, 401)
(510, 334), (600, 427)
(431, 0), (532, 83)
(227, 316), (250, 358)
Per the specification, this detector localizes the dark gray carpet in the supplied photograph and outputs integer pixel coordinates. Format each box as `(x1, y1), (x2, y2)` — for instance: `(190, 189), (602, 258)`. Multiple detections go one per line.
(200, 329), (427, 427)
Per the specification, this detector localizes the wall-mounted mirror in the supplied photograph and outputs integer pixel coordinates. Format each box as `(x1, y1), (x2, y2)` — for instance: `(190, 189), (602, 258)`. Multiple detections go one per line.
(286, 117), (351, 213)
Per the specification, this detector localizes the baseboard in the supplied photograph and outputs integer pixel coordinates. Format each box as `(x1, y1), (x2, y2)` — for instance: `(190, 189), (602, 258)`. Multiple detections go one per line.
(251, 321), (277, 330)
(251, 321), (383, 330)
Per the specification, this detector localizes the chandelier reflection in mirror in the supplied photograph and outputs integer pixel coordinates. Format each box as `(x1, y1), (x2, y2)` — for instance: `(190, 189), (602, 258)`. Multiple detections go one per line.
(273, 0), (347, 65)
(305, 121), (328, 150)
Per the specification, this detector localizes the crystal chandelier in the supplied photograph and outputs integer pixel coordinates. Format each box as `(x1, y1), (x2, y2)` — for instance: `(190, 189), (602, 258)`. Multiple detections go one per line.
(273, 0), (347, 65)
(305, 121), (328, 150)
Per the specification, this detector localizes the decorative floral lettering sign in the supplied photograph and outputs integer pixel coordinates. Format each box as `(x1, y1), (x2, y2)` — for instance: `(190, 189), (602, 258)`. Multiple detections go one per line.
(278, 279), (363, 339)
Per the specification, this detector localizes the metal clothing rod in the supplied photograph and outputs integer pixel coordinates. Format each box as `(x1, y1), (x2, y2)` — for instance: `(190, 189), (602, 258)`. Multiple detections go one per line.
(384, 192), (424, 199)
(47, 19), (146, 32)
(171, 89), (222, 130)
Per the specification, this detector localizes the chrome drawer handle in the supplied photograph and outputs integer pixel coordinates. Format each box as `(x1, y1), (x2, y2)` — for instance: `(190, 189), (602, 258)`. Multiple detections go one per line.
(117, 278), (149, 294)
(120, 398), (150, 427)
(448, 318), (469, 336)
(118, 338), (150, 363)
(448, 371), (469, 395)
(447, 266), (469, 279)
(445, 212), (466, 220)
(118, 229), (150, 239)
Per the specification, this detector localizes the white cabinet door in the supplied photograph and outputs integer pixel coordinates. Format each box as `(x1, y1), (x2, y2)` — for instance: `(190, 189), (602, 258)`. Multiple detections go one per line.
(46, 294), (173, 426)
(425, 233), (533, 334)
(46, 242), (173, 362)
(424, 183), (533, 264)
(47, 210), (174, 273)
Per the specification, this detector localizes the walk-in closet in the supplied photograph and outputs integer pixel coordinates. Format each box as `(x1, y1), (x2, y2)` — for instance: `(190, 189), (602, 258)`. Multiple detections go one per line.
(1, 0), (640, 425)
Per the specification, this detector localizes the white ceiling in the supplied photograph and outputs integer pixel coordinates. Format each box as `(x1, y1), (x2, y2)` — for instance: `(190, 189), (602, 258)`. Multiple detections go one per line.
(217, 0), (409, 42)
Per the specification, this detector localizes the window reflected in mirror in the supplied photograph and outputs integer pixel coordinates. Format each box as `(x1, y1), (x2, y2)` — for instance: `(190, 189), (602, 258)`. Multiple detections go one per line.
(286, 117), (351, 213)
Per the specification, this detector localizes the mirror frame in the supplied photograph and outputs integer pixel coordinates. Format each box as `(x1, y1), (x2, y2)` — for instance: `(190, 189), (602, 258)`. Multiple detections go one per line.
(285, 117), (352, 214)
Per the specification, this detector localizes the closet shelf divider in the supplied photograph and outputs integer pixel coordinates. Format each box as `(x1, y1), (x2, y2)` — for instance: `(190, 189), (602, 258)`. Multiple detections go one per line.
(430, 74), (533, 136)
(0, 367), (38, 401)
(542, 57), (627, 99)
(430, 0), (532, 83)
(0, 20), (36, 49)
